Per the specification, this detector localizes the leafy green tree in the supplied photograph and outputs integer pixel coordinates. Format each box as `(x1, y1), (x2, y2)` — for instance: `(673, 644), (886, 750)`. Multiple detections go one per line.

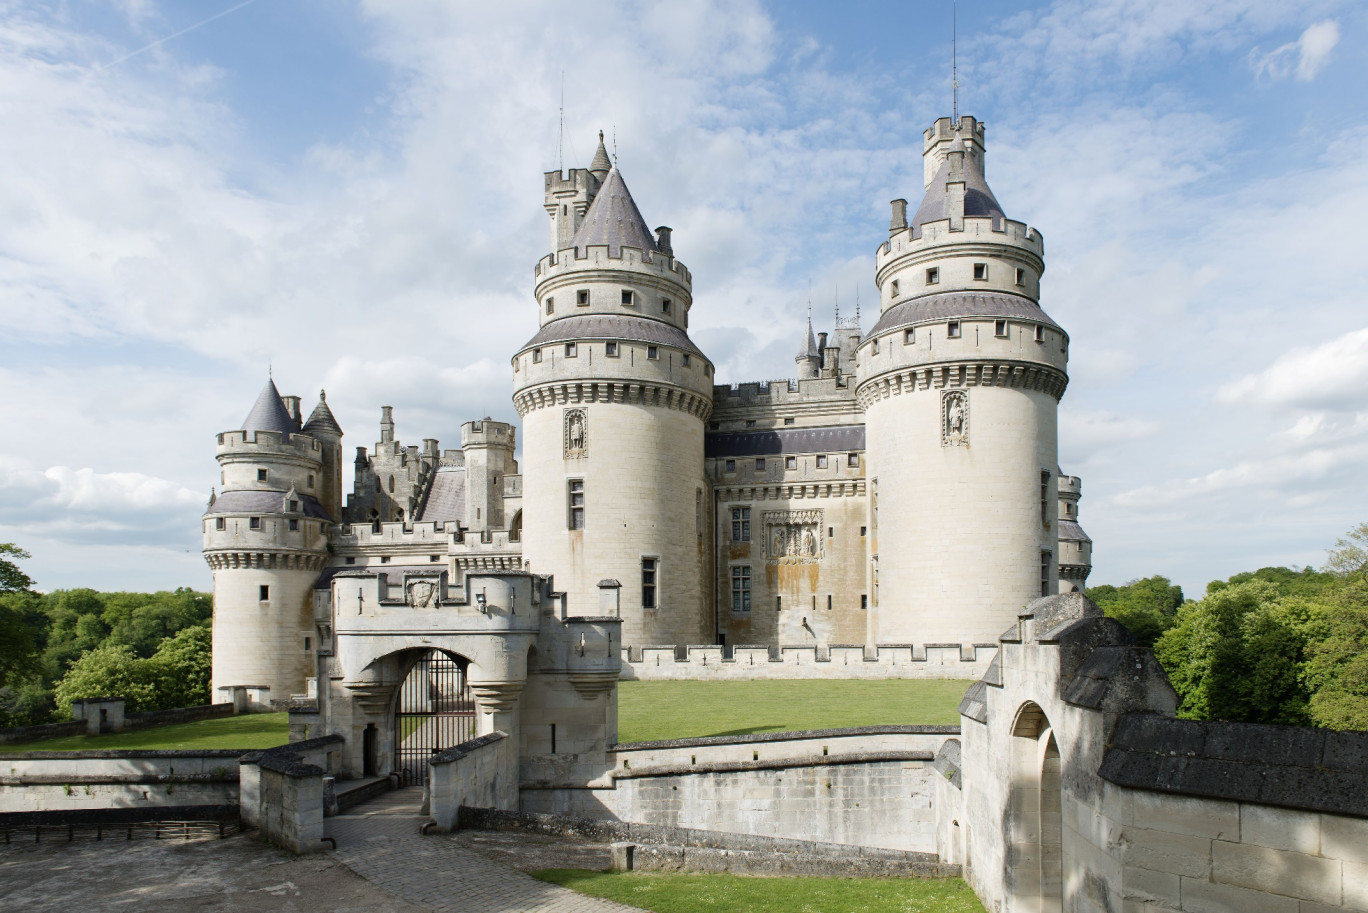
(1303, 579), (1368, 730)
(148, 625), (211, 709)
(1326, 523), (1368, 582)
(1085, 576), (1184, 649)
(52, 644), (157, 716)
(102, 589), (212, 657)
(0, 543), (34, 593)
(1213, 565), (1339, 599)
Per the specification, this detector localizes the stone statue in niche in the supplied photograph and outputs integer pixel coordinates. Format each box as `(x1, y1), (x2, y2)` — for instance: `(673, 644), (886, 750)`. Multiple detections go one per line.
(564, 408), (587, 459)
(942, 390), (969, 447)
(407, 580), (436, 608)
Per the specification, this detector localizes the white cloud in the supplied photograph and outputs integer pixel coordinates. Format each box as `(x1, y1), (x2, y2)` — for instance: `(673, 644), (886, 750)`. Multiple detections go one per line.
(1217, 328), (1368, 411)
(1251, 19), (1340, 81)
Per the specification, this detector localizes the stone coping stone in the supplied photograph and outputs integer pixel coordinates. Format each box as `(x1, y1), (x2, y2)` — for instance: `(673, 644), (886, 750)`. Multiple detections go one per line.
(1099, 712), (1368, 818)
(0, 748), (253, 760)
(611, 749), (934, 780)
(613, 724), (958, 752)
(431, 731), (507, 765)
(458, 806), (943, 863)
(70, 697), (123, 704)
(256, 755), (325, 777)
(562, 616), (625, 624)
(932, 738), (962, 789)
(0, 804), (240, 827)
(239, 734), (344, 765)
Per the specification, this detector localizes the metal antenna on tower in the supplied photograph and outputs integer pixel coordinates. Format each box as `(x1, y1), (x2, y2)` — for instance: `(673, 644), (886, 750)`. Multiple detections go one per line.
(834, 281), (840, 327)
(612, 124), (618, 166)
(952, 1), (959, 124)
(558, 70), (565, 173)
(855, 284), (861, 325)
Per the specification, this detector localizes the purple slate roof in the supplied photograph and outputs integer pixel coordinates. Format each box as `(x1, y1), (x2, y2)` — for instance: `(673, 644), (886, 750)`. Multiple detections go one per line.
(519, 314), (704, 357)
(241, 379), (299, 439)
(1058, 520), (1092, 543)
(867, 291), (1061, 339)
(706, 425), (865, 458)
(911, 140), (1006, 236)
(571, 168), (658, 257)
(205, 490), (331, 519)
(302, 393), (342, 437)
(419, 467), (466, 524)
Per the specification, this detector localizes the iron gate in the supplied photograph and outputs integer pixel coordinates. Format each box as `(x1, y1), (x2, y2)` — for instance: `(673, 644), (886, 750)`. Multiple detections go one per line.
(394, 651), (475, 786)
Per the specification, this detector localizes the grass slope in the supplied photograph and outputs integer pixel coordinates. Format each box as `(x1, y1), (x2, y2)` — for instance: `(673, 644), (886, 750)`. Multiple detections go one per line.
(533, 870), (987, 913)
(3, 712), (290, 752)
(616, 679), (970, 743)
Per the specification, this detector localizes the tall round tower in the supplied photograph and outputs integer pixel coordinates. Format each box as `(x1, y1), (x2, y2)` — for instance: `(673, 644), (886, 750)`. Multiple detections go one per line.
(515, 137), (713, 646)
(204, 379), (332, 708)
(856, 116), (1069, 647)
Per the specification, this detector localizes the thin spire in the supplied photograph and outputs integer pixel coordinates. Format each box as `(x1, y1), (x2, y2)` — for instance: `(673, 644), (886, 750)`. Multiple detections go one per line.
(834, 281), (840, 328)
(952, 1), (959, 124)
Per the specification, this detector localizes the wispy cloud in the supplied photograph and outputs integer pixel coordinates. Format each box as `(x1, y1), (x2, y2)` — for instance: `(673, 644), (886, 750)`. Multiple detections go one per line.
(1251, 19), (1340, 81)
(1218, 328), (1368, 411)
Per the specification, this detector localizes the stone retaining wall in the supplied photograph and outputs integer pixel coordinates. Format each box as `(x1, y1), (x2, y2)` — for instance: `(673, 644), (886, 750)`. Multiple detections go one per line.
(0, 749), (248, 813)
(621, 643), (993, 680)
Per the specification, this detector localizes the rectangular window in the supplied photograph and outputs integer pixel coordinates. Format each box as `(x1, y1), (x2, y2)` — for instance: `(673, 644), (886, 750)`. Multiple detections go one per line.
(380, 556), (390, 563)
(725, 459), (736, 473)
(731, 566), (751, 613)
(304, 637), (311, 652)
(995, 319), (1008, 337)
(827, 526), (834, 538)
(861, 594), (869, 610)
(662, 298), (672, 314)
(1041, 471), (1051, 526)
(642, 558), (658, 609)
(215, 517), (225, 530)
(890, 279), (899, 297)
(249, 517), (261, 530)
(621, 290), (634, 305)
(1041, 552), (1052, 597)
(565, 342), (577, 357)
(827, 594), (832, 611)
(289, 499), (299, 512)
(947, 321), (961, 338)
(973, 263), (988, 280)
(872, 338), (880, 354)
(786, 456), (797, 470)
(847, 453), (859, 467)
(259, 585), (269, 601)
(257, 468), (267, 481)
(546, 297), (554, 314)
(744, 419), (756, 428)
(731, 507), (750, 541)
(926, 267), (939, 284)
(532, 348), (543, 363)
(345, 556), (356, 565)
(577, 289), (589, 306)
(606, 341), (618, 356)
(816, 455), (828, 469)
(307, 474), (315, 487)
(1035, 325), (1046, 343)
(860, 526), (867, 536)
(1015, 268), (1026, 286)
(647, 346), (658, 359)
(904, 327), (915, 344)
(568, 479), (585, 529)
(682, 354), (691, 367)
(755, 458), (765, 471)
(431, 554), (441, 562)
(288, 518), (299, 531)
(783, 417), (795, 425)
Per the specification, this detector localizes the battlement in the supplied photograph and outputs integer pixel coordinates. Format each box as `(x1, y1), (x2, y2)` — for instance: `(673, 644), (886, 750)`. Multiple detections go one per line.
(461, 419), (516, 449)
(534, 244), (692, 287)
(712, 375), (855, 407)
(923, 115), (987, 189)
(216, 429), (323, 463)
(877, 216), (1043, 268)
(621, 642), (997, 681)
(333, 519), (452, 546)
(1058, 475), (1082, 497)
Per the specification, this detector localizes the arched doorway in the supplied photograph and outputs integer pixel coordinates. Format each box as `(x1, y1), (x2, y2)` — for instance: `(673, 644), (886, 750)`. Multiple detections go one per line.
(1009, 702), (1064, 913)
(393, 649), (475, 786)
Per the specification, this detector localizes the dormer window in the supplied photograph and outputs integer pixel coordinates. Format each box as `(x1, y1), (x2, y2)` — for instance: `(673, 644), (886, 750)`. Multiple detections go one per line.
(973, 263), (988, 280)
(289, 500), (299, 512)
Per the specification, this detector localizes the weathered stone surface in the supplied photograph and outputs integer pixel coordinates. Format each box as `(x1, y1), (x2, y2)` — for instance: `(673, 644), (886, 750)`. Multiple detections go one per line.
(1211, 840), (1341, 905)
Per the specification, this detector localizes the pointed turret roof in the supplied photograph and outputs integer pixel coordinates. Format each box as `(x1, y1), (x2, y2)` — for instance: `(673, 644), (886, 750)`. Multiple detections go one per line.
(241, 378), (298, 439)
(589, 130), (612, 179)
(797, 312), (818, 359)
(302, 389), (342, 437)
(911, 134), (1005, 235)
(571, 167), (658, 257)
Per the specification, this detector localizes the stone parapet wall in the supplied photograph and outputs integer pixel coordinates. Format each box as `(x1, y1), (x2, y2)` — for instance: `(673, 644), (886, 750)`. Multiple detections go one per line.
(0, 720), (86, 745)
(0, 749), (248, 813)
(428, 731), (516, 832)
(609, 726), (957, 770)
(621, 644), (993, 680)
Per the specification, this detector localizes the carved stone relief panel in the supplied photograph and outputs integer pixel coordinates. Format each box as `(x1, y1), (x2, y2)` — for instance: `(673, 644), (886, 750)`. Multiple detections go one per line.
(763, 509), (824, 564)
(942, 390), (969, 447)
(407, 580), (438, 608)
(564, 408), (587, 459)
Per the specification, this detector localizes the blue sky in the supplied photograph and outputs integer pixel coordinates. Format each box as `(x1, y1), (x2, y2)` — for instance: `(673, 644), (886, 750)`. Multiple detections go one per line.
(1, 0), (1366, 599)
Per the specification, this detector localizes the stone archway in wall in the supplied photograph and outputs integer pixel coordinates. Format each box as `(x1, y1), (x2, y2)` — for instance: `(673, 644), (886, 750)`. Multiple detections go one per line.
(391, 648), (476, 786)
(1009, 702), (1064, 913)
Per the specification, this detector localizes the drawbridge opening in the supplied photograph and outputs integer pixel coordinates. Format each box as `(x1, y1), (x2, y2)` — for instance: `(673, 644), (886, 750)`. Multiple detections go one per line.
(393, 650), (475, 786)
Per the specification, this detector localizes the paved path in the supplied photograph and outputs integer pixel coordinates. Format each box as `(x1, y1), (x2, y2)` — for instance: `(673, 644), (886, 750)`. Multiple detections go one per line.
(325, 788), (648, 913)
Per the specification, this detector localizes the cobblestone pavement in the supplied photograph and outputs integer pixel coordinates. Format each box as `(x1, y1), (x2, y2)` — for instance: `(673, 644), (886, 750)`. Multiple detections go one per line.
(326, 788), (648, 913)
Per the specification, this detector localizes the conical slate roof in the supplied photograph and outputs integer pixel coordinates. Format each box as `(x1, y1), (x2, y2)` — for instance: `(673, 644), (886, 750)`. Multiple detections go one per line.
(589, 130), (612, 178)
(302, 390), (342, 437)
(911, 136), (1005, 235)
(241, 378), (298, 439)
(797, 313), (818, 358)
(571, 167), (658, 257)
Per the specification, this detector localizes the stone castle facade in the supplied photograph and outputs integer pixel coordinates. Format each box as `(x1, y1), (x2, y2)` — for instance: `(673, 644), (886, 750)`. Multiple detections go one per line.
(203, 115), (1092, 706)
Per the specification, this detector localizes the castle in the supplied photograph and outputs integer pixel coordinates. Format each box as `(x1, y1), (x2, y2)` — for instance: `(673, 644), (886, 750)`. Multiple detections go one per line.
(203, 115), (1092, 706)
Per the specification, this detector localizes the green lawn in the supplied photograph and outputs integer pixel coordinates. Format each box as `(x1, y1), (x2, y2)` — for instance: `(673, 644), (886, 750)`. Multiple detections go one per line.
(616, 679), (970, 743)
(2, 712), (290, 752)
(533, 870), (986, 913)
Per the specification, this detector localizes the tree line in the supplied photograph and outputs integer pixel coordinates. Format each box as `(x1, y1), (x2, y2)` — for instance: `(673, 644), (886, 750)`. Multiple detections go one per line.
(0, 544), (211, 727)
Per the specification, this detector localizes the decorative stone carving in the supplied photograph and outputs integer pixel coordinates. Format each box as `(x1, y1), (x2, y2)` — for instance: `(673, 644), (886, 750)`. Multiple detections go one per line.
(763, 509), (824, 564)
(407, 580), (437, 608)
(942, 390), (969, 447)
(564, 408), (587, 459)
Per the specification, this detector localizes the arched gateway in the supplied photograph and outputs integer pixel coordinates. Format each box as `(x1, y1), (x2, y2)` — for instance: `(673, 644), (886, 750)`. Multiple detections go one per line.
(393, 649), (475, 786)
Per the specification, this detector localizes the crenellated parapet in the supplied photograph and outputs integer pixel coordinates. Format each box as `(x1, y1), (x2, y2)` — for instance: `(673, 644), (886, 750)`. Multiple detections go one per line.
(513, 379), (712, 420)
(875, 217), (1045, 309)
(216, 429), (324, 464)
(204, 551), (328, 572)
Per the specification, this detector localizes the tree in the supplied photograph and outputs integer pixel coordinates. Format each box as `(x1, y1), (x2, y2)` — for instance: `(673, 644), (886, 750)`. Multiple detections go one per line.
(1086, 576), (1185, 649)
(1327, 522), (1368, 582)
(52, 644), (157, 716)
(148, 625), (211, 709)
(0, 543), (34, 593)
(1303, 579), (1368, 730)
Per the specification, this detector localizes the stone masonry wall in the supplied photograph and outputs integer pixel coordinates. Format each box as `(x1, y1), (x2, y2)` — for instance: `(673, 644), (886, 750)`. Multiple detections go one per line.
(622, 643), (993, 680)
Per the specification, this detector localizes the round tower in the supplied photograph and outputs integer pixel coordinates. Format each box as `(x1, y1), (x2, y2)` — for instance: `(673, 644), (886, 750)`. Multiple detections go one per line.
(856, 115), (1069, 647)
(796, 311), (821, 380)
(515, 137), (713, 646)
(1056, 472), (1092, 593)
(204, 379), (332, 709)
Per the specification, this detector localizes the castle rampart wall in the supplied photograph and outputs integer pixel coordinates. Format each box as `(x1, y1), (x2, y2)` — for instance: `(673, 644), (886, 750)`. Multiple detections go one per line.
(620, 643), (993, 680)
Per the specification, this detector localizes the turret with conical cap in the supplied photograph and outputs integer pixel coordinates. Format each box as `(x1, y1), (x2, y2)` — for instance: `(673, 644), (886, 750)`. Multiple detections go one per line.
(517, 137), (713, 646)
